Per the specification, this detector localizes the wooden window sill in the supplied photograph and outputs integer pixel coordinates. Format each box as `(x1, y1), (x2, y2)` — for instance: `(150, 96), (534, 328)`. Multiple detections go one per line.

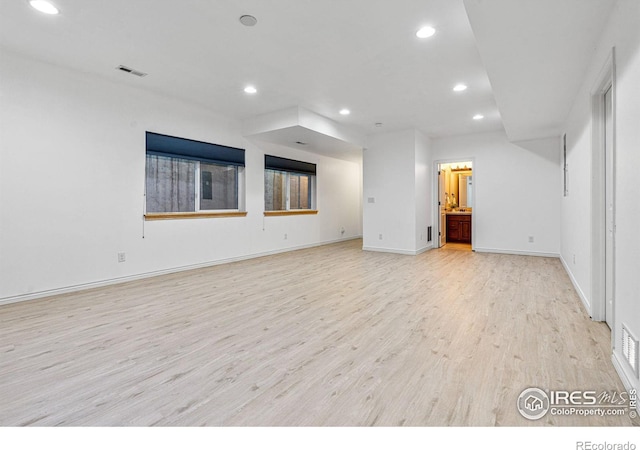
(263, 210), (318, 217)
(145, 211), (248, 221)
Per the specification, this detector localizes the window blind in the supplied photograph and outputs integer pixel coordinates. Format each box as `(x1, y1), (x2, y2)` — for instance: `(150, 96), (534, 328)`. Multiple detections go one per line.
(146, 132), (245, 167)
(265, 155), (316, 176)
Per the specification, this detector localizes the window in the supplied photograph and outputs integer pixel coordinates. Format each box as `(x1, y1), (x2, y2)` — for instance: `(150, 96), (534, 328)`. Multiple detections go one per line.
(264, 169), (287, 211)
(289, 173), (311, 209)
(199, 162), (238, 210)
(264, 170), (312, 210)
(145, 132), (245, 219)
(146, 155), (197, 212)
(264, 155), (316, 214)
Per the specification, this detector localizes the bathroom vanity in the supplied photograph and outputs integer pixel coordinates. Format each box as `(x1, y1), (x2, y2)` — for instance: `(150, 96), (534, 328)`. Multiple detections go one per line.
(446, 212), (472, 244)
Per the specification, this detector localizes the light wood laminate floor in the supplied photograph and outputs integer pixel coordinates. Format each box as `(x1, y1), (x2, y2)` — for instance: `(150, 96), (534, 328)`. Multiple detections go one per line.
(0, 239), (636, 426)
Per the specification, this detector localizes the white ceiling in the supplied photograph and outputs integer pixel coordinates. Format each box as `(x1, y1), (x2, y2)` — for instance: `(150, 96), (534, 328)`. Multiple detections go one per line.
(0, 0), (617, 149)
(464, 0), (616, 142)
(242, 106), (365, 162)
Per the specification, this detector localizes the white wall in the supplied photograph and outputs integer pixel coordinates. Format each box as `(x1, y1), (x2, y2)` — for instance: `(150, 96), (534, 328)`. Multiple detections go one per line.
(415, 130), (433, 251)
(432, 131), (560, 256)
(560, 0), (640, 394)
(362, 129), (433, 255)
(0, 49), (362, 302)
(363, 130), (415, 253)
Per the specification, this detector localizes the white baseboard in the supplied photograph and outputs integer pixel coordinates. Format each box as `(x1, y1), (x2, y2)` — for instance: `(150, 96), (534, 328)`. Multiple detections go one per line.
(362, 243), (434, 256)
(473, 247), (560, 258)
(559, 254), (592, 317)
(0, 235), (363, 307)
(415, 244), (434, 255)
(612, 352), (640, 414)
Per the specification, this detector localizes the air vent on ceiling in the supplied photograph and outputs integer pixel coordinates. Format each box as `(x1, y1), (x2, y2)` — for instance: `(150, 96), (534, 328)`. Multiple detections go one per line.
(622, 324), (639, 378)
(117, 65), (147, 77)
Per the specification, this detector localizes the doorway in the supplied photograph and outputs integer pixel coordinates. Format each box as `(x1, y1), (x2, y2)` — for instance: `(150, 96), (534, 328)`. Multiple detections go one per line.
(435, 160), (474, 251)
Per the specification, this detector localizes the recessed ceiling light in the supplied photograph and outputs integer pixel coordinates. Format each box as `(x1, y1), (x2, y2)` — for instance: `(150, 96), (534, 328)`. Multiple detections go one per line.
(416, 26), (436, 39)
(473, 114), (484, 120)
(375, 122), (383, 127)
(453, 84), (468, 92)
(244, 86), (257, 94)
(239, 15), (257, 27)
(339, 109), (351, 115)
(29, 0), (59, 15)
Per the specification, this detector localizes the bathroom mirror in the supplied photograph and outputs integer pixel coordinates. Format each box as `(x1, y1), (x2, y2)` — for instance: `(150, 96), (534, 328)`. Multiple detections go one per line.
(439, 162), (473, 210)
(446, 170), (472, 208)
(458, 174), (473, 208)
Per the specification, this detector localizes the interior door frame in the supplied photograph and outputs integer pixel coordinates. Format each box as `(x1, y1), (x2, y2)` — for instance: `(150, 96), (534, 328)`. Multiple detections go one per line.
(433, 157), (476, 251)
(590, 48), (616, 339)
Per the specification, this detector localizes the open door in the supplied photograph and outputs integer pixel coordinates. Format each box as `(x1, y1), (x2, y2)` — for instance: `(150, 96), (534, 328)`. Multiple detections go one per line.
(439, 167), (446, 247)
(604, 84), (614, 329)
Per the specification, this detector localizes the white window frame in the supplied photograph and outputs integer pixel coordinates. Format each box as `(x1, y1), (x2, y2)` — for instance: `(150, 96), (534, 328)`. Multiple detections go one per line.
(265, 169), (316, 212)
(195, 162), (245, 213)
(145, 154), (245, 214)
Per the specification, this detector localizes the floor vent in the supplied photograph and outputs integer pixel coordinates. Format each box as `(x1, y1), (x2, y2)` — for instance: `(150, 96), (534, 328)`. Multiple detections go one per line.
(622, 324), (639, 378)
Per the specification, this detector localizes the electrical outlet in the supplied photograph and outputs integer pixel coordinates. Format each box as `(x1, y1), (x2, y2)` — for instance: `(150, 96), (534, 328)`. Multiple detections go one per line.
(528, 236), (534, 243)
(368, 197), (375, 204)
(573, 254), (576, 264)
(341, 227), (345, 235)
(117, 252), (126, 263)
(420, 232), (424, 241)
(284, 233), (288, 240)
(379, 234), (383, 240)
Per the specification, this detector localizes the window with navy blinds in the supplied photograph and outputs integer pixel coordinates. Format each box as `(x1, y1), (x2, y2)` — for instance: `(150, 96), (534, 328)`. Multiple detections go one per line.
(264, 155), (316, 211)
(145, 132), (245, 213)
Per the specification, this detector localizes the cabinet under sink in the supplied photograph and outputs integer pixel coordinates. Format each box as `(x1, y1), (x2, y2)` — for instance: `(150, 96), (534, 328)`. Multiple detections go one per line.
(446, 213), (472, 243)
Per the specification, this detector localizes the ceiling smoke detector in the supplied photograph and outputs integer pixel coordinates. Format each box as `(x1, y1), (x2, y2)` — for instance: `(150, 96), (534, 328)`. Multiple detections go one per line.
(239, 15), (257, 27)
